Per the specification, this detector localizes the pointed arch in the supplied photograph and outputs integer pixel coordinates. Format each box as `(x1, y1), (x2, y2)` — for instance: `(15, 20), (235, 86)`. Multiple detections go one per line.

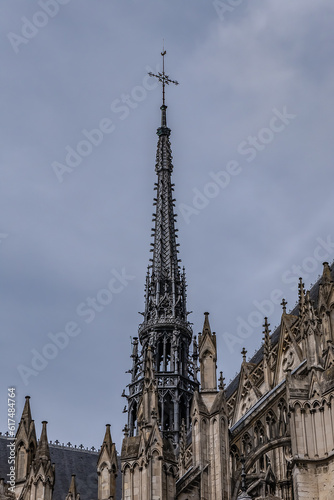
(254, 420), (265, 447)
(278, 398), (288, 436)
(16, 442), (27, 481)
(242, 432), (253, 456)
(230, 444), (240, 476)
(265, 409), (277, 439)
(232, 437), (291, 500)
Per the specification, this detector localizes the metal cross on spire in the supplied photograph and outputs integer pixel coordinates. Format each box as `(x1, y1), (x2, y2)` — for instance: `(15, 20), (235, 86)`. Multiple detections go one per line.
(148, 48), (179, 107)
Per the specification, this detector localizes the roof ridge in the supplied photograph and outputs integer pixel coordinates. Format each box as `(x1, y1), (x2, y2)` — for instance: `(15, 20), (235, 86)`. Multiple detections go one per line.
(49, 441), (100, 454)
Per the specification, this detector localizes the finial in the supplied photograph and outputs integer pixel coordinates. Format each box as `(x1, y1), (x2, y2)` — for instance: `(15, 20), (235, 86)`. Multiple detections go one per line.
(322, 262), (333, 283)
(263, 317), (271, 358)
(218, 371), (225, 391)
(36, 421), (50, 461)
(148, 48), (179, 131)
(281, 298), (287, 314)
(22, 395), (32, 422)
(298, 278), (305, 302)
(203, 311), (211, 334)
(122, 424), (129, 437)
(263, 316), (270, 333)
(241, 347), (247, 363)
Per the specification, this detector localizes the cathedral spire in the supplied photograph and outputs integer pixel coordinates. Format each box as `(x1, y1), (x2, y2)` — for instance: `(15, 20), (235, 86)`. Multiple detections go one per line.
(125, 50), (197, 444)
(140, 50), (188, 335)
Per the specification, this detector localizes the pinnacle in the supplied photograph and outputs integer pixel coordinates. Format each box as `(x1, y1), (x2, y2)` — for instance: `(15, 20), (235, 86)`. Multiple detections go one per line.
(203, 312), (211, 335)
(263, 317), (271, 358)
(298, 277), (305, 308)
(199, 311), (216, 350)
(101, 424), (113, 456)
(322, 262), (333, 283)
(241, 347), (247, 363)
(218, 371), (226, 391)
(21, 395), (32, 426)
(68, 474), (77, 496)
(122, 424), (129, 437)
(17, 396), (37, 447)
(35, 421), (50, 462)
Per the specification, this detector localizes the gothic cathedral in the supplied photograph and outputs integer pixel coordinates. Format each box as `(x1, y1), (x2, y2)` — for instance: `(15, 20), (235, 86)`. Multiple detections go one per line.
(1, 53), (334, 500)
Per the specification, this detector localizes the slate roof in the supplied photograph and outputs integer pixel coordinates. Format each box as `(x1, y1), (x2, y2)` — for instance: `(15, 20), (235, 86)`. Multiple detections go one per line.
(0, 436), (122, 500)
(0, 436), (11, 480)
(225, 262), (334, 400)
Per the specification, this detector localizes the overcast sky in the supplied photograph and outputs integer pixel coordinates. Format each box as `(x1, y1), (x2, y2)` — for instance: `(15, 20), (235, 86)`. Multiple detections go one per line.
(1, 1), (334, 452)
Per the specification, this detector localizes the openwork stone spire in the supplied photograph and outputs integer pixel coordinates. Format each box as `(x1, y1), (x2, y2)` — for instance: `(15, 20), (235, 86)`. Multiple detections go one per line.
(125, 50), (197, 444)
(141, 130), (187, 331)
(139, 51), (188, 337)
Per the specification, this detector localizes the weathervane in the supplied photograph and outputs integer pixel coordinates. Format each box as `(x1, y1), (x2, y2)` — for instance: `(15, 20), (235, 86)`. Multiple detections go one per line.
(148, 47), (179, 107)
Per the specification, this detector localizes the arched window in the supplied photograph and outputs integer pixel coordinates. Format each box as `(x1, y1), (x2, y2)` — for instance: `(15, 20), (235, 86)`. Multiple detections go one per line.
(157, 340), (163, 372)
(163, 392), (173, 431)
(179, 394), (187, 429)
(278, 399), (288, 436)
(242, 432), (252, 455)
(101, 464), (110, 497)
(17, 443), (26, 480)
(133, 464), (140, 500)
(266, 410), (277, 439)
(254, 420), (265, 447)
(259, 452), (271, 472)
(36, 481), (44, 499)
(230, 444), (239, 474)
